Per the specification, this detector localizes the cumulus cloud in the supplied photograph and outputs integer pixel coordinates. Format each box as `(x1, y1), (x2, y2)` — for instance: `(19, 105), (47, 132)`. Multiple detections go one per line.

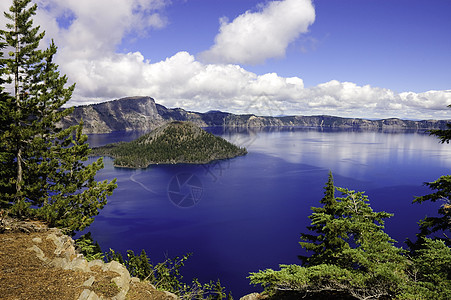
(61, 49), (451, 119)
(34, 0), (168, 57)
(0, 0), (168, 53)
(199, 0), (316, 65)
(0, 1), (449, 120)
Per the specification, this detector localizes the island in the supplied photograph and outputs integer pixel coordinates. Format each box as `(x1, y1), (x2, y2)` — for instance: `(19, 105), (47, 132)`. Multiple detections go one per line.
(90, 121), (248, 168)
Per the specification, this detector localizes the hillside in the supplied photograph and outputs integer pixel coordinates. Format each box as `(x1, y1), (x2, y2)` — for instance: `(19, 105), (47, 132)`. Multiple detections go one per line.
(91, 121), (247, 168)
(61, 96), (451, 134)
(0, 218), (176, 300)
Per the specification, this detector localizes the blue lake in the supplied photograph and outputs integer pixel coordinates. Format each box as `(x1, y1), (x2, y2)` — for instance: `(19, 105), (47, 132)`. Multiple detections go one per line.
(83, 127), (451, 298)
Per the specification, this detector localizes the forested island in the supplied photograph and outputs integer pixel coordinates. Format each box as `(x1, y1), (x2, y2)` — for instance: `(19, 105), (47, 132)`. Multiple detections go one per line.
(90, 121), (247, 168)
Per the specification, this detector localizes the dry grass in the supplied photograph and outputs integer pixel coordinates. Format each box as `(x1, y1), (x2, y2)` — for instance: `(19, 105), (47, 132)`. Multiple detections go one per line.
(0, 218), (173, 300)
(0, 231), (90, 300)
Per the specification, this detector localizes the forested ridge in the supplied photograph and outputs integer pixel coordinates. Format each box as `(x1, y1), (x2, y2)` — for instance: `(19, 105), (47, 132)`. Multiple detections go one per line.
(90, 121), (247, 168)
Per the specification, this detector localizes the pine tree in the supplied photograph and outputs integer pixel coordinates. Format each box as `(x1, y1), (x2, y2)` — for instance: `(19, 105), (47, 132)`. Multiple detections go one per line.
(0, 34), (14, 205)
(0, 0), (116, 232)
(408, 113), (451, 247)
(412, 176), (451, 246)
(250, 174), (407, 299)
(299, 171), (345, 265)
(399, 238), (451, 299)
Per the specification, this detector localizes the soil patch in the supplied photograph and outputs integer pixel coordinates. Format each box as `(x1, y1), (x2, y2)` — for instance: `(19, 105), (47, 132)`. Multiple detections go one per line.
(0, 217), (175, 299)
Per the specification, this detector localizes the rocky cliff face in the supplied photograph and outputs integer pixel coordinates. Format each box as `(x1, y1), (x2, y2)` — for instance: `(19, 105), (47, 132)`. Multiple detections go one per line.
(61, 96), (166, 133)
(62, 96), (450, 134)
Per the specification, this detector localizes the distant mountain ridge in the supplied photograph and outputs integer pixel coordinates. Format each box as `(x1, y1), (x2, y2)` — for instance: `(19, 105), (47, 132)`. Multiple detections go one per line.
(61, 96), (450, 134)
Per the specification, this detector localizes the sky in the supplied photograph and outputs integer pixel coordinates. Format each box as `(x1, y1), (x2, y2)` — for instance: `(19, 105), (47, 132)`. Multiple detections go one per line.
(1, 0), (450, 119)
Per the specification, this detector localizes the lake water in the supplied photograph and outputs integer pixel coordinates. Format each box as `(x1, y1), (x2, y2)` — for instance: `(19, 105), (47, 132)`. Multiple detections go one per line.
(83, 127), (451, 298)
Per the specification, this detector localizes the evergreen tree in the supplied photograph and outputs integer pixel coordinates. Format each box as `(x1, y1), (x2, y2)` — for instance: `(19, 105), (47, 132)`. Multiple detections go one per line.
(412, 176), (451, 246)
(250, 174), (407, 299)
(0, 0), (116, 232)
(408, 114), (451, 247)
(0, 34), (13, 201)
(299, 171), (346, 265)
(401, 238), (451, 299)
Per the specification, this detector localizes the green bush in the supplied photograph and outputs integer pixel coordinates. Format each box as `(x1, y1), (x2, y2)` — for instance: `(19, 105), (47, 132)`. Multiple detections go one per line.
(76, 234), (232, 299)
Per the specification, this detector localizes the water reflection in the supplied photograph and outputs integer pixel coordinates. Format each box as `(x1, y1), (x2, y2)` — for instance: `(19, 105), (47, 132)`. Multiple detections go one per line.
(84, 127), (450, 297)
(209, 127), (451, 184)
(89, 127), (451, 185)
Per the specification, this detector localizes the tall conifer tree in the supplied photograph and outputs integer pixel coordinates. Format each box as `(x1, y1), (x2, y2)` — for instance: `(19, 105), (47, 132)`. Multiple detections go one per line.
(0, 0), (116, 232)
(299, 171), (403, 269)
(405, 109), (451, 248)
(299, 171), (345, 265)
(0, 29), (12, 196)
(251, 174), (407, 299)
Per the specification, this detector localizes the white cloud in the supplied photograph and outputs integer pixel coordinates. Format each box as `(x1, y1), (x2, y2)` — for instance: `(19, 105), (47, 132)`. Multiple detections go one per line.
(0, 1), (450, 120)
(34, 0), (168, 57)
(199, 0), (316, 65)
(62, 49), (451, 120)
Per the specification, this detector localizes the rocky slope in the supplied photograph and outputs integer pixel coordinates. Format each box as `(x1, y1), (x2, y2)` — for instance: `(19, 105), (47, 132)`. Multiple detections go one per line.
(61, 96), (450, 134)
(0, 217), (178, 300)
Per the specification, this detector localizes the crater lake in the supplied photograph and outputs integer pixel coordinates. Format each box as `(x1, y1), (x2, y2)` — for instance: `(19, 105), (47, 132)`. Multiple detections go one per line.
(82, 127), (450, 298)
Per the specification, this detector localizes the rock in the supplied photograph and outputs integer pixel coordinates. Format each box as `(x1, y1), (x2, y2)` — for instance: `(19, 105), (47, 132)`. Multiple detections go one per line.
(130, 277), (140, 284)
(32, 237), (42, 243)
(101, 260), (132, 300)
(88, 259), (104, 268)
(46, 232), (78, 261)
(78, 289), (101, 300)
(65, 256), (90, 273)
(17, 221), (180, 300)
(26, 245), (46, 261)
(83, 276), (95, 287)
(112, 288), (128, 300)
(10, 220), (150, 300)
(240, 293), (263, 300)
(102, 260), (127, 276)
(50, 257), (70, 269)
(112, 275), (130, 294)
(46, 233), (62, 249)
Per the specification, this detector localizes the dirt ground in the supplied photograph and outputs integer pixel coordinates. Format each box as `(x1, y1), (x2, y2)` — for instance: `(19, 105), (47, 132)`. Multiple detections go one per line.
(0, 218), (177, 300)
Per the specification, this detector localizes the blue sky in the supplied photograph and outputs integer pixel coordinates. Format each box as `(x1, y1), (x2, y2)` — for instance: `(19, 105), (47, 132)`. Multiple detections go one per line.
(129, 0), (451, 94)
(1, 0), (450, 119)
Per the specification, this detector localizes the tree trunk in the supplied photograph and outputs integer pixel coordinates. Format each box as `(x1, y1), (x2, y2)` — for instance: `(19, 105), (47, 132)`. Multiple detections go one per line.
(14, 7), (23, 197)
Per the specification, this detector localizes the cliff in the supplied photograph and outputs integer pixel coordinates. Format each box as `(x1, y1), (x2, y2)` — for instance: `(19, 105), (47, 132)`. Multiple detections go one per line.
(61, 96), (450, 134)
